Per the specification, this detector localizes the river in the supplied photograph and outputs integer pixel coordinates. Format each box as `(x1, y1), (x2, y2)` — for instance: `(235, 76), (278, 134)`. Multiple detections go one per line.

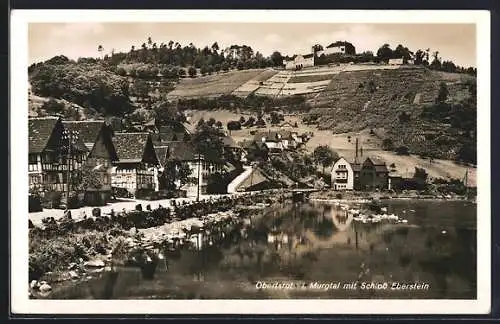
(44, 199), (476, 299)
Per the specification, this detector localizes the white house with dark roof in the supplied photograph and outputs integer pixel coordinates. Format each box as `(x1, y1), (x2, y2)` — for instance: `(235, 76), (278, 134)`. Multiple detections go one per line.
(110, 132), (159, 196)
(330, 157), (355, 190)
(285, 53), (315, 70)
(331, 157), (389, 191)
(28, 116), (88, 193)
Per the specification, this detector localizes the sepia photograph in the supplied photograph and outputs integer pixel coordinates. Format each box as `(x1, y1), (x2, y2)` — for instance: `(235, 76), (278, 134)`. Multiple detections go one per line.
(10, 10), (490, 314)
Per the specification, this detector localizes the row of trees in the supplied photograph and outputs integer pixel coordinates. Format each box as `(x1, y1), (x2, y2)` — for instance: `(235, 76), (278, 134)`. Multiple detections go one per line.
(94, 38), (285, 71)
(376, 44), (476, 75)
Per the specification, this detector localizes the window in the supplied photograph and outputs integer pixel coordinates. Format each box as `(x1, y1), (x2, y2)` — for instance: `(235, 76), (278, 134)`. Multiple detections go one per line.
(28, 154), (38, 164)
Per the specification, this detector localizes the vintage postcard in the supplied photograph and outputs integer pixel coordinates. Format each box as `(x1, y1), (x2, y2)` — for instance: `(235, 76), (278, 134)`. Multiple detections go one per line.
(10, 10), (490, 314)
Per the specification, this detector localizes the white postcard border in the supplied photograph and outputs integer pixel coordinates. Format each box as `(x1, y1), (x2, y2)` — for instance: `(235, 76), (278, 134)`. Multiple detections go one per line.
(10, 9), (491, 315)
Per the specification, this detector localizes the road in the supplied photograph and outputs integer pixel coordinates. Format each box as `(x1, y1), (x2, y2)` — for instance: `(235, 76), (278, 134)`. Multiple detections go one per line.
(28, 193), (239, 226)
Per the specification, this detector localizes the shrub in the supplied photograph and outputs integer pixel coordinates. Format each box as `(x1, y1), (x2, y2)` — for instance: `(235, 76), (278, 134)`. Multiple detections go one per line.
(335, 193), (343, 199)
(42, 191), (62, 209)
(29, 195), (42, 212)
(396, 146), (410, 155)
(91, 208), (101, 217)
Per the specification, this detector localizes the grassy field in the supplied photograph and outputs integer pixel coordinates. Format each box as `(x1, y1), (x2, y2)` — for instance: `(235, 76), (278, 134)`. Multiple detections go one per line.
(168, 69), (269, 98)
(287, 74), (335, 84)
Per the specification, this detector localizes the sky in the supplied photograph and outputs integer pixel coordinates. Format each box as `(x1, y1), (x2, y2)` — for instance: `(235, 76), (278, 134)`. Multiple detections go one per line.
(28, 23), (476, 68)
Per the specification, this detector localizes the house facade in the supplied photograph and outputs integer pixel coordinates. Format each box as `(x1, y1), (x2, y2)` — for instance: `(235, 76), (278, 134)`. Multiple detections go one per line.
(62, 121), (118, 203)
(320, 41), (356, 56)
(330, 157), (355, 190)
(254, 130), (300, 152)
(331, 157), (389, 191)
(29, 117), (88, 194)
(352, 158), (389, 190)
(163, 141), (225, 197)
(110, 132), (159, 197)
(388, 58), (404, 65)
(285, 54), (315, 70)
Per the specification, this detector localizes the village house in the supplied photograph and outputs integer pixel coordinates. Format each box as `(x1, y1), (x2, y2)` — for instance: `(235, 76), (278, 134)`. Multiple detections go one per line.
(331, 157), (389, 191)
(62, 120), (118, 203)
(317, 41), (356, 57)
(253, 130), (300, 152)
(110, 132), (159, 197)
(164, 141), (226, 197)
(388, 58), (404, 65)
(284, 54), (315, 70)
(222, 135), (247, 163)
(29, 116), (88, 194)
(331, 157), (355, 190)
(144, 118), (191, 143)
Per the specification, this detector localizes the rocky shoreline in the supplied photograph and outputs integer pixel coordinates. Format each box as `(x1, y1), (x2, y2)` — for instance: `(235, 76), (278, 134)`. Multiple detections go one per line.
(29, 190), (293, 298)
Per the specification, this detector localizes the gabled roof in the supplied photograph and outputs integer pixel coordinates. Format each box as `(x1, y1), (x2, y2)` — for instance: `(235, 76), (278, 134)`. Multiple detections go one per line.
(326, 41), (351, 48)
(154, 145), (169, 167)
(222, 136), (239, 148)
(28, 117), (60, 153)
(144, 118), (157, 127)
(113, 132), (152, 163)
(62, 120), (107, 150)
(152, 125), (190, 143)
(165, 141), (196, 161)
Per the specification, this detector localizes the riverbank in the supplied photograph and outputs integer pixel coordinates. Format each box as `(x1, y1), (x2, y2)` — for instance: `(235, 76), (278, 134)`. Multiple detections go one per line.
(29, 190), (293, 298)
(308, 190), (472, 203)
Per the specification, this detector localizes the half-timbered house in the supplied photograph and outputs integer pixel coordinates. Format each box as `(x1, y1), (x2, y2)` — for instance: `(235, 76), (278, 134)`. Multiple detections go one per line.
(110, 132), (159, 197)
(62, 120), (117, 203)
(28, 117), (88, 194)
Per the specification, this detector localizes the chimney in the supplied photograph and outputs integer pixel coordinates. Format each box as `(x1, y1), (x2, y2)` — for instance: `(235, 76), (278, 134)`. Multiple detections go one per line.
(355, 138), (359, 163)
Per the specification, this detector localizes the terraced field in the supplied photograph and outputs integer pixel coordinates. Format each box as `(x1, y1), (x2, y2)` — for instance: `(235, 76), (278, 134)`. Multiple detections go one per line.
(168, 69), (269, 99)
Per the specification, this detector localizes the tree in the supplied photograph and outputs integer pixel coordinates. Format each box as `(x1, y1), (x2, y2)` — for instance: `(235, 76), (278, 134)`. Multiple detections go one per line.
(188, 66), (197, 78)
(41, 99), (65, 115)
(200, 65), (209, 76)
(255, 117), (266, 127)
(72, 164), (104, 192)
(131, 80), (150, 98)
(313, 145), (339, 174)
(382, 138), (394, 151)
(221, 61), (230, 72)
(227, 120), (241, 135)
(215, 121), (223, 129)
(244, 116), (255, 127)
(191, 123), (225, 161)
(207, 117), (216, 127)
(270, 111), (281, 125)
(116, 67), (127, 76)
(312, 44), (324, 54)
(159, 159), (192, 190)
(270, 51), (284, 67)
(414, 49), (426, 65)
(376, 44), (393, 63)
(393, 44), (413, 63)
(436, 82), (449, 104)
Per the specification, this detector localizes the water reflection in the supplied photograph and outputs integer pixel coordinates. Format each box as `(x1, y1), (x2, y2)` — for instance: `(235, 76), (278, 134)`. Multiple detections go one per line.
(46, 200), (476, 299)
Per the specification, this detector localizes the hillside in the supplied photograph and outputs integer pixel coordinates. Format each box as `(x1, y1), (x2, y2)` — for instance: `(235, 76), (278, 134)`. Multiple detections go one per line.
(168, 69), (271, 99)
(305, 67), (476, 163)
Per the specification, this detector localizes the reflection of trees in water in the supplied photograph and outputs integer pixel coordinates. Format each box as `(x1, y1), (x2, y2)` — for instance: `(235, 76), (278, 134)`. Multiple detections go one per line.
(313, 218), (335, 239)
